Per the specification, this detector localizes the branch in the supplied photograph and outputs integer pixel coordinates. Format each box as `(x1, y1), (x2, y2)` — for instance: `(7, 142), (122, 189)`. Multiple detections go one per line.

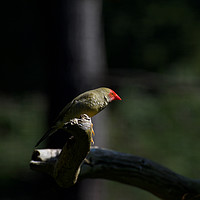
(30, 115), (200, 200)
(30, 114), (92, 188)
(80, 147), (200, 200)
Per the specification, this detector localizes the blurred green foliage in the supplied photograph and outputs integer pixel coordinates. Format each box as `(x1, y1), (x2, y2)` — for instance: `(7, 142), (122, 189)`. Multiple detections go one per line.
(0, 94), (47, 181)
(106, 83), (200, 200)
(103, 0), (200, 73)
(102, 0), (200, 199)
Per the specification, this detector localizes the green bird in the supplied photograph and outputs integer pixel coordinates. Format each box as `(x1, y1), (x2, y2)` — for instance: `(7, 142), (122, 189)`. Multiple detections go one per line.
(35, 87), (121, 147)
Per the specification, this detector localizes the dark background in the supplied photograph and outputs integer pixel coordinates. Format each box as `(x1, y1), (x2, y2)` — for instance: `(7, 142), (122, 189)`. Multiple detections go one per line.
(1, 0), (200, 199)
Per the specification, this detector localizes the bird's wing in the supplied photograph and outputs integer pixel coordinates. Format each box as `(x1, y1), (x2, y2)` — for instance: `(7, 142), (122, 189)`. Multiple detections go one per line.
(54, 100), (75, 123)
(55, 92), (94, 122)
(35, 100), (75, 147)
(35, 92), (95, 147)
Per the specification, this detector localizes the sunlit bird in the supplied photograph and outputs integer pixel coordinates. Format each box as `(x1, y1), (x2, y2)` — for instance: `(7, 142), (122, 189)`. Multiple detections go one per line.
(35, 87), (121, 147)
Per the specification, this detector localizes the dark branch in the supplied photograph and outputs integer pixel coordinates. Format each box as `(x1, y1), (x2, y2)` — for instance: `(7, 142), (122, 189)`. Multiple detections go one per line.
(30, 114), (92, 188)
(30, 115), (200, 200)
(80, 147), (200, 200)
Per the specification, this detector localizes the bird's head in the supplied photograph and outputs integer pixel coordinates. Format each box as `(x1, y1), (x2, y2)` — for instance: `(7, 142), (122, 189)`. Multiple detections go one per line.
(98, 87), (121, 103)
(108, 89), (121, 102)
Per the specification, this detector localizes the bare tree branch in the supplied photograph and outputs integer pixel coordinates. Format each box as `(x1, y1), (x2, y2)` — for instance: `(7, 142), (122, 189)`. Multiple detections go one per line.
(31, 114), (92, 188)
(30, 115), (200, 200)
(80, 147), (200, 200)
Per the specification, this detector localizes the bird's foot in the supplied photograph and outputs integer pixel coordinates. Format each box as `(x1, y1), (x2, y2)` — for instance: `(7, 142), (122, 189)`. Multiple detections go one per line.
(91, 137), (94, 145)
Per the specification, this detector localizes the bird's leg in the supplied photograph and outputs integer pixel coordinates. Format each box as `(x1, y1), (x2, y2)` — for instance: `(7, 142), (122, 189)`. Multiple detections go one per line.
(91, 123), (95, 144)
(91, 123), (95, 136)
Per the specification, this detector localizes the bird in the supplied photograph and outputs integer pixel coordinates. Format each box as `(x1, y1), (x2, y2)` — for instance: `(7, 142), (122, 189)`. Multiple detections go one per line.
(35, 87), (121, 147)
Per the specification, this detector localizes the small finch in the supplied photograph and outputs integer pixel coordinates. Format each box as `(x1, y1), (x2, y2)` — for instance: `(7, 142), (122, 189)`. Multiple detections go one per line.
(35, 87), (121, 147)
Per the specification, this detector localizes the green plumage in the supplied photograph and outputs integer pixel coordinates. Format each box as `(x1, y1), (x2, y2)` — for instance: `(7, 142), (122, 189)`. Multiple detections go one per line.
(35, 87), (120, 147)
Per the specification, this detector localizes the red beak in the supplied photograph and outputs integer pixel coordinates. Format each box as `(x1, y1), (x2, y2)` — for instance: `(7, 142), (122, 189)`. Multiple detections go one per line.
(114, 93), (121, 101)
(109, 90), (122, 101)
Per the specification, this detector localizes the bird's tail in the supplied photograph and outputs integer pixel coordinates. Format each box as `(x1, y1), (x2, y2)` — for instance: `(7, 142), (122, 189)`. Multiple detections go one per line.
(35, 126), (58, 147)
